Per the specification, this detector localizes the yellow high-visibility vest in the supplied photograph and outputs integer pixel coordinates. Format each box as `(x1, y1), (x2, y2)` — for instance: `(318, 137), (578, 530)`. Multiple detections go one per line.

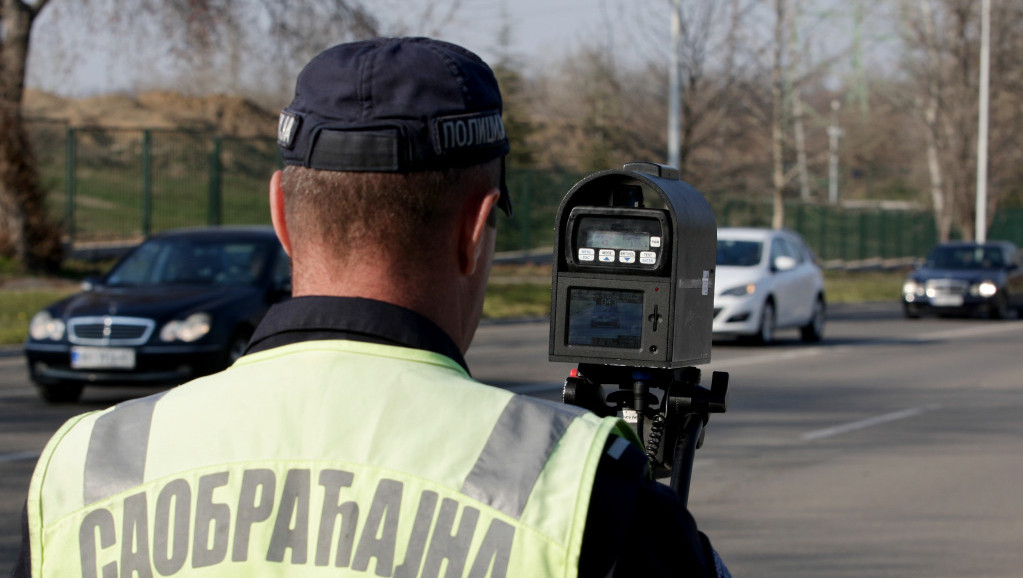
(27, 339), (638, 578)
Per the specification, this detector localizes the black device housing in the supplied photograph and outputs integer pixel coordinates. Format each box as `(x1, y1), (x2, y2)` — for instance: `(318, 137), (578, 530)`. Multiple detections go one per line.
(549, 162), (717, 368)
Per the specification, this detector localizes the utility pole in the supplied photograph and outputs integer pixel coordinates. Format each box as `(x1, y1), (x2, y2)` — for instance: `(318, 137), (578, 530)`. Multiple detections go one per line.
(668, 0), (682, 170)
(770, 0), (787, 230)
(975, 0), (990, 243)
(827, 99), (843, 205)
(850, 0), (869, 120)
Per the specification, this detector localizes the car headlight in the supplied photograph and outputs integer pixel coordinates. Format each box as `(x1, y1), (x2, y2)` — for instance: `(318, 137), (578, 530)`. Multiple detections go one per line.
(160, 313), (212, 342)
(720, 283), (756, 297)
(902, 280), (921, 296)
(28, 311), (65, 341)
(972, 281), (998, 298)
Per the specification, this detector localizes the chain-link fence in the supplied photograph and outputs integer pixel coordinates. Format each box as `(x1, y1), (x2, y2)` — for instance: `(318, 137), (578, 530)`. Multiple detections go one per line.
(713, 199), (938, 265)
(27, 122), (1023, 264)
(30, 125), (279, 246)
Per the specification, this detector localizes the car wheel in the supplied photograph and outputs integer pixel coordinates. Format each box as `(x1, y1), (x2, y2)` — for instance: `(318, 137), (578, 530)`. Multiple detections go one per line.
(35, 382), (84, 404)
(755, 300), (776, 345)
(800, 296), (825, 343)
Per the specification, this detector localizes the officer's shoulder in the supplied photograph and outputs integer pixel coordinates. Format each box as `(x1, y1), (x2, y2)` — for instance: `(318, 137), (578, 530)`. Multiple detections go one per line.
(596, 435), (651, 480)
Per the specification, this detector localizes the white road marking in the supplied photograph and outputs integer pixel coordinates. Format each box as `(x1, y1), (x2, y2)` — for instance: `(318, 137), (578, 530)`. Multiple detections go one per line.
(920, 322), (1023, 341)
(711, 348), (824, 370)
(709, 320), (1021, 372)
(799, 405), (938, 441)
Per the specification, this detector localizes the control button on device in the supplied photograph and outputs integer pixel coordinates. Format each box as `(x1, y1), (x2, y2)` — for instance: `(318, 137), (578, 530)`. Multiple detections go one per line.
(578, 248), (595, 262)
(650, 236), (662, 248)
(640, 251), (657, 265)
(619, 250), (636, 264)
(599, 249), (615, 263)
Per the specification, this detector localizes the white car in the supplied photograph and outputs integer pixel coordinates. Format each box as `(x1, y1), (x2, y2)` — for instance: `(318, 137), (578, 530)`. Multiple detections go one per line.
(713, 227), (826, 344)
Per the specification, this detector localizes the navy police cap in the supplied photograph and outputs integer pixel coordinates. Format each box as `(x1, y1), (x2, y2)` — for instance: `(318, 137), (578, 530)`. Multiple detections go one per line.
(277, 37), (512, 217)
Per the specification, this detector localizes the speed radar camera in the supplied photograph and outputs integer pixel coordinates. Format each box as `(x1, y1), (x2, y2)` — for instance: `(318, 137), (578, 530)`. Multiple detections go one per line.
(548, 162), (727, 504)
(549, 162), (717, 369)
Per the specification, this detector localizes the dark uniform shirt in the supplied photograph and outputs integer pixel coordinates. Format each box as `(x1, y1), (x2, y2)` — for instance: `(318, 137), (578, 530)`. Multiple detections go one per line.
(12, 296), (724, 578)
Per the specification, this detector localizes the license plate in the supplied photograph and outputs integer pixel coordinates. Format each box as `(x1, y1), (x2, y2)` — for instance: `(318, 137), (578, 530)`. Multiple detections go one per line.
(71, 346), (136, 369)
(931, 295), (964, 307)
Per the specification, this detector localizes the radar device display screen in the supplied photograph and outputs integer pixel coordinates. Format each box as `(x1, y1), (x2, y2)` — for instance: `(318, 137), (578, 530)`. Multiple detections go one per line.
(570, 211), (667, 271)
(585, 229), (650, 251)
(567, 288), (644, 349)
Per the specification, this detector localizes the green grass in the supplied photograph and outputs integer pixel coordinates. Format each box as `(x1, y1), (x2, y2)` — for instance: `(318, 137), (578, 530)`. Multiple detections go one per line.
(66, 170), (272, 239)
(823, 269), (906, 303)
(482, 265), (907, 319)
(0, 263), (907, 345)
(0, 289), (77, 345)
(483, 282), (553, 319)
(0, 257), (111, 346)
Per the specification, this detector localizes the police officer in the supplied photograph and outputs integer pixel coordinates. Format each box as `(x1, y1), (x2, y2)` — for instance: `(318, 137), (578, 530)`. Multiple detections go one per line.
(13, 37), (728, 577)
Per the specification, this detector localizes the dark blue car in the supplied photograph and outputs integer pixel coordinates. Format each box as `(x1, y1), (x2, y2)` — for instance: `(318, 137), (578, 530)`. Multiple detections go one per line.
(24, 226), (291, 402)
(901, 241), (1023, 319)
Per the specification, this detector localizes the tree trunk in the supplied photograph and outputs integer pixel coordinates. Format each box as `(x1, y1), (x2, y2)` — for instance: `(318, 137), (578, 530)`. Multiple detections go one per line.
(0, 0), (62, 272)
(922, 103), (952, 241)
(788, 0), (811, 202)
(711, 0), (741, 185)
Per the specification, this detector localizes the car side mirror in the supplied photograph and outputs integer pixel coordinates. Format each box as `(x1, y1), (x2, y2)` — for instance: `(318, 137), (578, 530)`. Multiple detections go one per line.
(773, 255), (797, 272)
(81, 276), (101, 291)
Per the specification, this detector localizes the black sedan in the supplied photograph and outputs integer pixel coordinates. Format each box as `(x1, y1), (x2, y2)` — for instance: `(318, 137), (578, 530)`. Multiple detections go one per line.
(24, 226), (291, 402)
(902, 241), (1023, 319)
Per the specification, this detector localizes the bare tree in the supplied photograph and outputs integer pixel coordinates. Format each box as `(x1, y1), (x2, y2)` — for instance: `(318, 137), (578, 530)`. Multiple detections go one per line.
(0, 0), (62, 272)
(627, 0), (760, 180)
(789, 0), (811, 202)
(144, 0), (381, 101)
(490, 8), (536, 170)
(757, 0), (857, 227)
(520, 0), (825, 215)
(902, 0), (954, 240)
(897, 0), (1023, 241)
(3, 0), (385, 272)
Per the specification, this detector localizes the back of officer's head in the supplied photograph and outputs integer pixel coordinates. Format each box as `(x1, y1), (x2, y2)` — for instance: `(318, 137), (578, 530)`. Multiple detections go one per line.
(276, 37), (512, 265)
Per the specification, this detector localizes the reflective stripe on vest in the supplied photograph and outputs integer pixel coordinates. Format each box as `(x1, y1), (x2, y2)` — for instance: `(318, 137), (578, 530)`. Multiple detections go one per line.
(79, 390), (583, 521)
(28, 340), (627, 578)
(462, 396), (583, 518)
(84, 393), (165, 505)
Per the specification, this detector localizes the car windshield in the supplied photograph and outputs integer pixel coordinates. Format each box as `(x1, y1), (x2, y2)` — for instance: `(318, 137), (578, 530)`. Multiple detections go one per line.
(925, 246), (1004, 270)
(717, 240), (763, 267)
(105, 237), (273, 287)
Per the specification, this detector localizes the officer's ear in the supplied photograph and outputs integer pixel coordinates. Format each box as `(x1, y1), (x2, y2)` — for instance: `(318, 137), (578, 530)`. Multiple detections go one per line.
(459, 188), (500, 276)
(269, 170), (292, 257)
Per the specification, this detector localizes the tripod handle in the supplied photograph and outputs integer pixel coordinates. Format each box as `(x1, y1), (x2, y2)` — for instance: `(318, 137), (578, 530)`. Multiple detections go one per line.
(669, 413), (704, 507)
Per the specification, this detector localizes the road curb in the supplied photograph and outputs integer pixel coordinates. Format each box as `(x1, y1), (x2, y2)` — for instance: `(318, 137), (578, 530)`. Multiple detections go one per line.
(0, 345), (23, 359)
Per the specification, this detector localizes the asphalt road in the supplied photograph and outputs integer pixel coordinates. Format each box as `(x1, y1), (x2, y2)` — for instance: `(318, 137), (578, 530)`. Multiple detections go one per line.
(3, 303), (1022, 577)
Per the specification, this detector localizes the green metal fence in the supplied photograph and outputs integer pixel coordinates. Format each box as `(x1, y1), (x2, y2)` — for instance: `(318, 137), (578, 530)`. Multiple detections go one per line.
(987, 208), (1023, 247)
(715, 200), (939, 264)
(26, 122), (1023, 263)
(45, 127), (278, 245)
